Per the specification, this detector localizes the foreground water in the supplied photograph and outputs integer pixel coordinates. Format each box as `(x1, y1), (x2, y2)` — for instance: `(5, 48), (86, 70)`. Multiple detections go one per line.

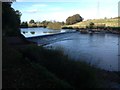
(21, 28), (120, 71)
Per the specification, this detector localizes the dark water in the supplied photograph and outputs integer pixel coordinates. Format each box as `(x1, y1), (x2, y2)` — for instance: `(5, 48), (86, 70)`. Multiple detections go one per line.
(21, 28), (120, 71)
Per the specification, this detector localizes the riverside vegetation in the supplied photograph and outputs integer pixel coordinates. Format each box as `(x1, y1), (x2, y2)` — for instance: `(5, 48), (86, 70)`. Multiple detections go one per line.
(2, 2), (120, 89)
(20, 13), (120, 33)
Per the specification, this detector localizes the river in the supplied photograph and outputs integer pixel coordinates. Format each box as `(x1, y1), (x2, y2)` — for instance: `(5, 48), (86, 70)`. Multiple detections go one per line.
(21, 27), (120, 71)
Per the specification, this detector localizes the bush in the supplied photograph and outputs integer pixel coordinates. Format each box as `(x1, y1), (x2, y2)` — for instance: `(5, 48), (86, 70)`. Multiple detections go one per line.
(62, 27), (73, 29)
(47, 22), (62, 30)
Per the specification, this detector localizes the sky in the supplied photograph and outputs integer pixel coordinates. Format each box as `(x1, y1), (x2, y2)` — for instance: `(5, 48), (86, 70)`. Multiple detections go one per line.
(12, 0), (120, 22)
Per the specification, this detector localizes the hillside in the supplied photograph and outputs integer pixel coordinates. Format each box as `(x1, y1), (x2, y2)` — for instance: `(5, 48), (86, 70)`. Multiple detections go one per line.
(63, 18), (119, 28)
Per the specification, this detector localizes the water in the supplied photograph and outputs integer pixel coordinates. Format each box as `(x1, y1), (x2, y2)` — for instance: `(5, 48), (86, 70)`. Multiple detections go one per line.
(21, 28), (120, 71)
(21, 27), (67, 38)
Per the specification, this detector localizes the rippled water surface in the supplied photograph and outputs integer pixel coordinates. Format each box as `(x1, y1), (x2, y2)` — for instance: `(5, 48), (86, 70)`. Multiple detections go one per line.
(21, 28), (120, 71)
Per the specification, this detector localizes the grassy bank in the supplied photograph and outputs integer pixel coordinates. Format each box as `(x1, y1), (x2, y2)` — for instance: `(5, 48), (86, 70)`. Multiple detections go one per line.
(3, 2), (119, 89)
(3, 38), (120, 89)
(63, 18), (119, 29)
(3, 38), (100, 89)
(3, 39), (72, 88)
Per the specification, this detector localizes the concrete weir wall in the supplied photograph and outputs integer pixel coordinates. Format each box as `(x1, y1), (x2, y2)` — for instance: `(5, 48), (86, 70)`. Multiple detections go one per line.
(26, 30), (76, 39)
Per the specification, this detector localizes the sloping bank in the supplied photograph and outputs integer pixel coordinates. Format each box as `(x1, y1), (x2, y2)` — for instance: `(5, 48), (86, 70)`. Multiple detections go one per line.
(3, 36), (120, 89)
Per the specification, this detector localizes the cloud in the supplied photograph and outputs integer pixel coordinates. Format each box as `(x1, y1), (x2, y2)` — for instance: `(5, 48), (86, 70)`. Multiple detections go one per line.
(21, 4), (47, 14)
(22, 4), (47, 13)
(21, 7), (118, 22)
(38, 6), (118, 22)
(32, 4), (47, 7)
(23, 9), (41, 13)
(18, 1), (119, 22)
(48, 7), (63, 11)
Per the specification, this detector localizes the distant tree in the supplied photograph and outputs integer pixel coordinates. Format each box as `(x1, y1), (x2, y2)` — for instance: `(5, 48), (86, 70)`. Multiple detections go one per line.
(29, 19), (35, 24)
(104, 17), (107, 19)
(20, 21), (28, 28)
(61, 21), (65, 25)
(41, 20), (51, 28)
(66, 14), (83, 25)
(56, 21), (65, 26)
(89, 22), (95, 29)
(89, 22), (94, 26)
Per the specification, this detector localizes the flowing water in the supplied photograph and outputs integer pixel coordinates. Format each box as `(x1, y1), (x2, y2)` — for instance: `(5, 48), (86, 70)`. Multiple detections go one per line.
(21, 28), (120, 71)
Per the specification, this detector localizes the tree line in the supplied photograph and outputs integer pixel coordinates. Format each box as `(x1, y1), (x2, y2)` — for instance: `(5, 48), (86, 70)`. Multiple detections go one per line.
(20, 14), (83, 29)
(20, 19), (64, 29)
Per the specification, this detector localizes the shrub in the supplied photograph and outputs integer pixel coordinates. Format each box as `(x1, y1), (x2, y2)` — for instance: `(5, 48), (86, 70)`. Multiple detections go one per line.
(66, 14), (83, 25)
(47, 22), (61, 30)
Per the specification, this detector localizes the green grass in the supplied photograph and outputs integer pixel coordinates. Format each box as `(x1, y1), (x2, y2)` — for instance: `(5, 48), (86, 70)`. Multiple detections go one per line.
(2, 40), (73, 88)
(17, 45), (99, 88)
(3, 37), (120, 89)
(63, 18), (119, 28)
(5, 37), (120, 89)
(3, 40), (99, 89)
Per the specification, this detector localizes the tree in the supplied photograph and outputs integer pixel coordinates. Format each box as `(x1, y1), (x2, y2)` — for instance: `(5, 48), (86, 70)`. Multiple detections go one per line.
(104, 17), (107, 19)
(2, 2), (22, 36)
(20, 21), (28, 28)
(41, 20), (51, 28)
(29, 19), (35, 24)
(88, 22), (95, 29)
(61, 21), (65, 25)
(66, 14), (83, 25)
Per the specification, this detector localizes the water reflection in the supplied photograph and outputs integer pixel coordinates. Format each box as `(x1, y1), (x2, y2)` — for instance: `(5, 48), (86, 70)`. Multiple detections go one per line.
(22, 31), (28, 34)
(30, 31), (35, 34)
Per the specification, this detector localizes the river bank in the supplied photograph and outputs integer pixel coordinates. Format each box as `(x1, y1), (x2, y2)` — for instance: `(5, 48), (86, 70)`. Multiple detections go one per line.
(3, 2), (119, 88)
(62, 27), (120, 34)
(2, 35), (120, 89)
(22, 29), (119, 71)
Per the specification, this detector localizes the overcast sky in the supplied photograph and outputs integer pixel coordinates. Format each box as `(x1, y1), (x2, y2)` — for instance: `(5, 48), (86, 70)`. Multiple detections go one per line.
(12, 0), (119, 22)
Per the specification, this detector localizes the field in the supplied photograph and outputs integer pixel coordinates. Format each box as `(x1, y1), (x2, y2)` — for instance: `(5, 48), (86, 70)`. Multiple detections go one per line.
(63, 18), (119, 28)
